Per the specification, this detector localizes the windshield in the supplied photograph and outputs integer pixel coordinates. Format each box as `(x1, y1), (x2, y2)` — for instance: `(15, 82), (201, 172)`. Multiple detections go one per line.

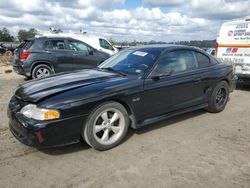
(98, 48), (163, 75)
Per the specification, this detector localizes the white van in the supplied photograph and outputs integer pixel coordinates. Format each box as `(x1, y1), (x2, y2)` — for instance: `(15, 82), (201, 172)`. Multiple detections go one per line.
(37, 32), (118, 56)
(216, 18), (250, 84)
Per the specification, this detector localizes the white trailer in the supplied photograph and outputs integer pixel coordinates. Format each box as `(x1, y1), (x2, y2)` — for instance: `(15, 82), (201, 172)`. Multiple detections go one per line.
(216, 18), (250, 84)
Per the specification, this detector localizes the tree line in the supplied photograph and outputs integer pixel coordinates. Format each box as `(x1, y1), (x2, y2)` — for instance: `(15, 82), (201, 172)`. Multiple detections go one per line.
(0, 27), (216, 48)
(0, 28), (38, 42)
(112, 39), (215, 48)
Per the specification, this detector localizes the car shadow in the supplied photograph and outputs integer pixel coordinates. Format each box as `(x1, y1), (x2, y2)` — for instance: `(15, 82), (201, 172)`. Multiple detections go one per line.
(24, 77), (31, 81)
(236, 85), (250, 91)
(134, 109), (206, 135)
(40, 109), (206, 155)
(40, 140), (91, 155)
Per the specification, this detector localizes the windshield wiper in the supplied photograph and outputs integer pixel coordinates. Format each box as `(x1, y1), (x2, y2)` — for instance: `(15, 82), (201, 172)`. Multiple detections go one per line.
(100, 67), (127, 77)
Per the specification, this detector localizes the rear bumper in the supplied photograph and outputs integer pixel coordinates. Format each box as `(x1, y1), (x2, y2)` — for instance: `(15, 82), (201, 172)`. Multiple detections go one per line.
(13, 65), (25, 75)
(12, 59), (31, 77)
(8, 108), (88, 148)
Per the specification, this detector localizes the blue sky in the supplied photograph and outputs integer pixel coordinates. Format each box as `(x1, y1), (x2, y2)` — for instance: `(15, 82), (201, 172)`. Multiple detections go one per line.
(114, 0), (141, 9)
(0, 0), (249, 42)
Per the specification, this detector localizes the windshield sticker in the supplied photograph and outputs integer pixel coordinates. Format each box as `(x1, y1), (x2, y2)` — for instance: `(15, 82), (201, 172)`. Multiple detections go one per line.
(133, 51), (148, 57)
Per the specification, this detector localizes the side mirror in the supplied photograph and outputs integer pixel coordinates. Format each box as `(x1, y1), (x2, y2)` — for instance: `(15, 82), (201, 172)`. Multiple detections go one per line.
(150, 70), (172, 81)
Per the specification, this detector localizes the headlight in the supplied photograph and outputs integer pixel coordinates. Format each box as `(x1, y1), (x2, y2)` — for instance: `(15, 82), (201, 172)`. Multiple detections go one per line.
(20, 104), (60, 120)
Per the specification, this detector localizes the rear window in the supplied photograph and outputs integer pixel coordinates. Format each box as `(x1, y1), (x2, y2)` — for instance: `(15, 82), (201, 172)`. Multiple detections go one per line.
(195, 52), (211, 67)
(17, 40), (34, 50)
(212, 56), (223, 64)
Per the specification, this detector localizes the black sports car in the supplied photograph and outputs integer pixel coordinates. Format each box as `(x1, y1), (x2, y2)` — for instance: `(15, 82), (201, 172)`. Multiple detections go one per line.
(8, 45), (236, 150)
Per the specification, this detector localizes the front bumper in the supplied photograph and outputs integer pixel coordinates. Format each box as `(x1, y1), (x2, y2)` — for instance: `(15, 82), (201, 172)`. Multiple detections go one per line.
(8, 107), (88, 148)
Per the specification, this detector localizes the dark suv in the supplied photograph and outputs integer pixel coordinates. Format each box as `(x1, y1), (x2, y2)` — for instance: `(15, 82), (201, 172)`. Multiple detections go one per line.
(13, 37), (110, 79)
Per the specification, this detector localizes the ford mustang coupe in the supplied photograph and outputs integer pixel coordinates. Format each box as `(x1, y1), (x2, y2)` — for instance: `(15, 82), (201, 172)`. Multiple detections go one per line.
(8, 45), (236, 150)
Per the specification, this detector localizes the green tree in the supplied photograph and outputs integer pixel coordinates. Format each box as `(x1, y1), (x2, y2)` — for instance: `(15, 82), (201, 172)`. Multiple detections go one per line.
(0, 28), (15, 42)
(17, 28), (38, 42)
(108, 37), (115, 45)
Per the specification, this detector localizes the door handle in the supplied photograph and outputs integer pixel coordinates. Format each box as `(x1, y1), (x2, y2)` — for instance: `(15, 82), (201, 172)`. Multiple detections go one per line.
(45, 51), (52, 54)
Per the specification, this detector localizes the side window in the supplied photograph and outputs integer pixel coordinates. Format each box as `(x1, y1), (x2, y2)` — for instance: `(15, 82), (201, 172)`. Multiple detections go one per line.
(153, 50), (198, 75)
(68, 40), (89, 54)
(42, 40), (52, 49)
(99, 39), (114, 50)
(50, 40), (66, 50)
(195, 52), (211, 67)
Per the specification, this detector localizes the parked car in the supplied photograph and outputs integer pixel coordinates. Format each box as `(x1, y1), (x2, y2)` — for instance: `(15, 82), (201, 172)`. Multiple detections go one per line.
(216, 18), (250, 84)
(0, 42), (20, 55)
(204, 48), (215, 56)
(0, 43), (15, 56)
(38, 32), (119, 55)
(8, 45), (236, 150)
(13, 37), (110, 79)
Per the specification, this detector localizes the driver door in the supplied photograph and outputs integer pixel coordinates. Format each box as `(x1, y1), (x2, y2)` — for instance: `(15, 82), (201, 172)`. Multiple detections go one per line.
(142, 50), (207, 119)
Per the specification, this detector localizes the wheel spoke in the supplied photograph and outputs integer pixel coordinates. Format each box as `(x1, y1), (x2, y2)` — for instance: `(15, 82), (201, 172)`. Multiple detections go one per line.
(95, 125), (105, 133)
(101, 112), (109, 123)
(110, 112), (119, 124)
(111, 126), (121, 134)
(101, 129), (109, 141)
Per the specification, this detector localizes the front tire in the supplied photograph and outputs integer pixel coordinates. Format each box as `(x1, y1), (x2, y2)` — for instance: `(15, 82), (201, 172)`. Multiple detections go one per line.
(32, 64), (54, 79)
(207, 81), (229, 113)
(83, 102), (129, 150)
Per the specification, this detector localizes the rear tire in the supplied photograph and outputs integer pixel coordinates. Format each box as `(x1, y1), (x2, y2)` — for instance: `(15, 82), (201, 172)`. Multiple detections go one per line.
(207, 81), (229, 113)
(82, 102), (129, 151)
(32, 64), (54, 79)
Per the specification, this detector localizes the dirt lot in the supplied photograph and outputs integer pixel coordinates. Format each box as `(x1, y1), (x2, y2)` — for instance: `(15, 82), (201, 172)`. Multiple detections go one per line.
(0, 63), (250, 188)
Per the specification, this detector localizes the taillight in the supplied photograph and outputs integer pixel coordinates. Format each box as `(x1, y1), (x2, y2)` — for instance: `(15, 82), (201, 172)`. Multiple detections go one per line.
(20, 51), (31, 61)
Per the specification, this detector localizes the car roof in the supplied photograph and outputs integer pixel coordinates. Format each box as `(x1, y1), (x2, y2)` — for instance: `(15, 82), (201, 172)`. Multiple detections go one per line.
(32, 37), (86, 44)
(128, 44), (203, 52)
(35, 36), (74, 40)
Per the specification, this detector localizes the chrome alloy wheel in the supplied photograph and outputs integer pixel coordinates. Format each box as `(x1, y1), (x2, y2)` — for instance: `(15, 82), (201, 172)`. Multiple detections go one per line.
(36, 67), (50, 78)
(93, 108), (126, 145)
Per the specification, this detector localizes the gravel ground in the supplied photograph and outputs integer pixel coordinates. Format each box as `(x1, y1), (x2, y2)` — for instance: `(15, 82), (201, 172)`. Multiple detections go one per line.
(0, 65), (250, 188)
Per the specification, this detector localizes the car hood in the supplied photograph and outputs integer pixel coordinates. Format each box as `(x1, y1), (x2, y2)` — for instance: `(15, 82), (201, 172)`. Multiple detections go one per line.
(15, 69), (121, 102)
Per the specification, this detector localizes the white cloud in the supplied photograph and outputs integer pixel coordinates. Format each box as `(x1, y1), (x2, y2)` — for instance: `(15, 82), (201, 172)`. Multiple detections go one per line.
(102, 9), (131, 21)
(78, 0), (125, 9)
(0, 0), (47, 12)
(143, 0), (188, 7)
(144, 0), (250, 20)
(190, 0), (250, 19)
(0, 0), (249, 42)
